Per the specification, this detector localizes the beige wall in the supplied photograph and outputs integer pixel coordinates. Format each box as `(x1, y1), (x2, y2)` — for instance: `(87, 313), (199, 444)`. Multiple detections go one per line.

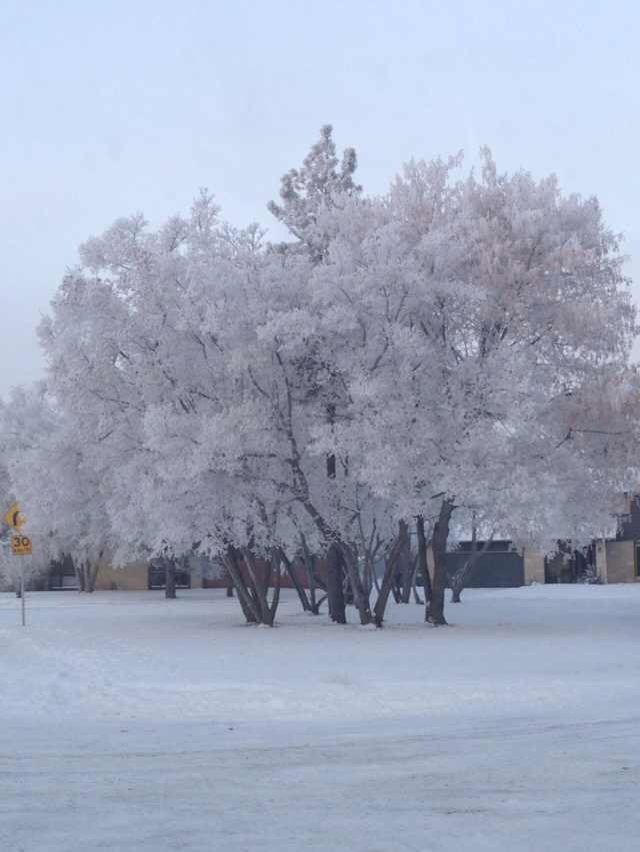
(94, 560), (149, 591)
(595, 540), (608, 582)
(523, 549), (546, 584)
(602, 540), (637, 584)
(93, 560), (204, 591)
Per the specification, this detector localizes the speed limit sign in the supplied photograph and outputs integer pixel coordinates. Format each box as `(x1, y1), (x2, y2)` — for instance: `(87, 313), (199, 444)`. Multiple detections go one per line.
(12, 534), (32, 556)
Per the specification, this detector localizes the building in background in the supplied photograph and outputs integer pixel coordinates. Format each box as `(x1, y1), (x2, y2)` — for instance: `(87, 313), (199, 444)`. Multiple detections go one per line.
(595, 493), (640, 584)
(444, 540), (545, 588)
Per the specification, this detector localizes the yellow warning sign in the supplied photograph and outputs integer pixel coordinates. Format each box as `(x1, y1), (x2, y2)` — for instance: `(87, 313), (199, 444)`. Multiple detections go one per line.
(4, 503), (27, 529)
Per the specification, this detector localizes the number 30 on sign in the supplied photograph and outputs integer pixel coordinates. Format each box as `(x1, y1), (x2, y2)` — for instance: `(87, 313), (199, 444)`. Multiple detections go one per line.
(12, 535), (32, 556)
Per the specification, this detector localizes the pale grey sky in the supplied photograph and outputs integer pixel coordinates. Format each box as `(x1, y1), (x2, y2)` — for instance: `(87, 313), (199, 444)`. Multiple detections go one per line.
(1, 0), (639, 396)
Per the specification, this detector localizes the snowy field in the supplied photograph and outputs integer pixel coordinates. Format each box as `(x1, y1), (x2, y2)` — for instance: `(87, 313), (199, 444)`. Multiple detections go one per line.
(2, 585), (640, 851)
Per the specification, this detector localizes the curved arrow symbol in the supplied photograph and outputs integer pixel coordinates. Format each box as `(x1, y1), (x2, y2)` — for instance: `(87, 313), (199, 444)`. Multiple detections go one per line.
(4, 503), (26, 529)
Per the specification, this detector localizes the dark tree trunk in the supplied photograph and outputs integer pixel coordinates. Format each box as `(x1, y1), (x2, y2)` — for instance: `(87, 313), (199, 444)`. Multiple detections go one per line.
(86, 553), (102, 593)
(280, 549), (311, 612)
(370, 561), (381, 593)
(86, 563), (98, 593)
(165, 559), (177, 599)
(241, 549), (282, 627)
(265, 552), (282, 626)
(362, 552), (377, 597)
(391, 574), (401, 604)
(326, 403), (337, 479)
(223, 547), (259, 623)
(299, 535), (326, 614)
(398, 520), (413, 603)
(76, 565), (84, 592)
(225, 568), (234, 597)
(412, 566), (423, 605)
(242, 550), (270, 623)
(75, 558), (86, 593)
(306, 554), (320, 614)
(324, 402), (348, 623)
(373, 536), (402, 627)
(416, 515), (432, 621)
(340, 545), (372, 625)
(326, 543), (347, 624)
(429, 499), (454, 626)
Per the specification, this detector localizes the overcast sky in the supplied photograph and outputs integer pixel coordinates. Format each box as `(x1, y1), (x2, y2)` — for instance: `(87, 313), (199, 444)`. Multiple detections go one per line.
(1, 0), (639, 397)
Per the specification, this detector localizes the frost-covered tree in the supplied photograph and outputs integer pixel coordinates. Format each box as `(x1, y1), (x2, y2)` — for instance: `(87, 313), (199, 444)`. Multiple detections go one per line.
(36, 141), (638, 631)
(0, 385), (112, 592)
(307, 150), (638, 623)
(41, 188), (400, 624)
(39, 198), (311, 622)
(0, 451), (23, 593)
(268, 123), (361, 261)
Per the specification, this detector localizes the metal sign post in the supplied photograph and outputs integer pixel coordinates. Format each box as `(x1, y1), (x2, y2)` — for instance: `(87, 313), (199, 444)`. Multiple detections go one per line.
(20, 561), (25, 627)
(4, 504), (30, 627)
(12, 541), (32, 627)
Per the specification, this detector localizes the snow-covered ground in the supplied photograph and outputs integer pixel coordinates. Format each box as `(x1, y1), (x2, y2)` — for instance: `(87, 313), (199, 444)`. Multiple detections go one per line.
(2, 585), (640, 851)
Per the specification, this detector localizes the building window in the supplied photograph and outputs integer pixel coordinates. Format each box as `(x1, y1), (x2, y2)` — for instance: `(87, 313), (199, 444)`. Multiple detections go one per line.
(148, 563), (191, 590)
